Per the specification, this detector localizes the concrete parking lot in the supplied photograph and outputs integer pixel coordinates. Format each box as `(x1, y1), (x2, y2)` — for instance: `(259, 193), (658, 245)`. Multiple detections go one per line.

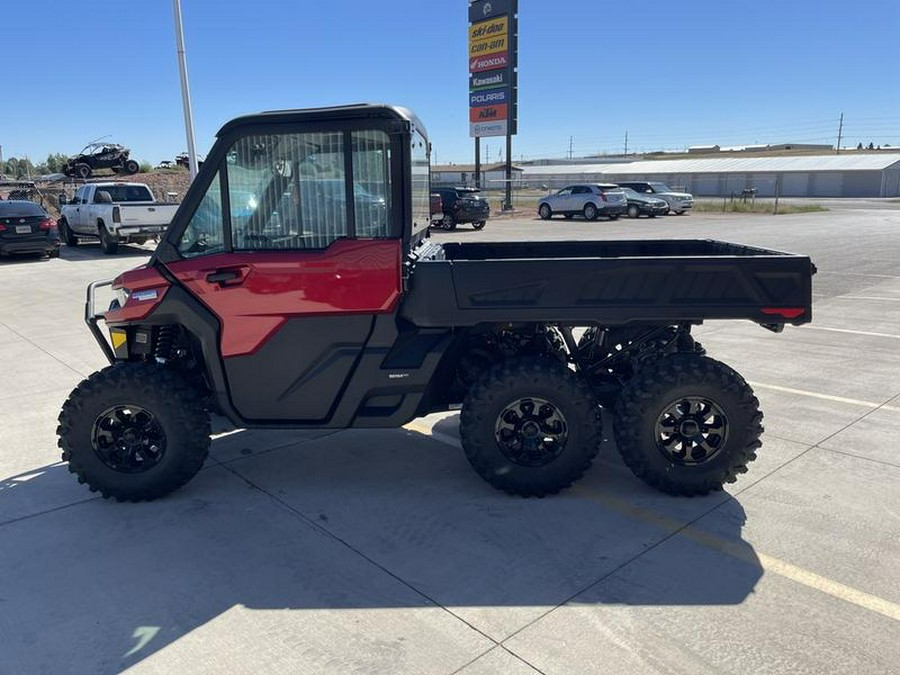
(1, 205), (899, 674)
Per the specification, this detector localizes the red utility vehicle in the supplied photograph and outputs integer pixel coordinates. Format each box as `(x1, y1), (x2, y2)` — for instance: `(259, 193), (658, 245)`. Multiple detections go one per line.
(58, 104), (815, 502)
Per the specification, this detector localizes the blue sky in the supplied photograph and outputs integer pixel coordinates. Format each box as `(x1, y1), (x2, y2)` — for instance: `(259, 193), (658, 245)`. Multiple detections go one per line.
(3, 0), (898, 166)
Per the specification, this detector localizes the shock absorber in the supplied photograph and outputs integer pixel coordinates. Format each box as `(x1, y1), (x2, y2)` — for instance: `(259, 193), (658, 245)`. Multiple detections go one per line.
(154, 326), (176, 363)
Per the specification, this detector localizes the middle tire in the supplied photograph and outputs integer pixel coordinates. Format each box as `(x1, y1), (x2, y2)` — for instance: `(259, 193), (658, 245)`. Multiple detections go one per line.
(460, 357), (602, 497)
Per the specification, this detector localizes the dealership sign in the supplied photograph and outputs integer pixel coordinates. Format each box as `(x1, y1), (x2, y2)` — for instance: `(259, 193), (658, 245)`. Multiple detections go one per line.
(468, 0), (517, 138)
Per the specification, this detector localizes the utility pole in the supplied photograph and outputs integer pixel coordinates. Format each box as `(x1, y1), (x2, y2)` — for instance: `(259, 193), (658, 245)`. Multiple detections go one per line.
(624, 131), (628, 156)
(836, 112), (844, 155)
(568, 136), (574, 159)
(173, 0), (199, 180)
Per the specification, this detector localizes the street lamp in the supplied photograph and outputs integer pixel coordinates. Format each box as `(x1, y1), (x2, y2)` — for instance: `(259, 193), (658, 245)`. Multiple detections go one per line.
(172, 0), (199, 180)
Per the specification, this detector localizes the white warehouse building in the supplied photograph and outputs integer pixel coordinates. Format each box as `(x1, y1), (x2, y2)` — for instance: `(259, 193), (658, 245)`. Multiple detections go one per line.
(519, 154), (900, 198)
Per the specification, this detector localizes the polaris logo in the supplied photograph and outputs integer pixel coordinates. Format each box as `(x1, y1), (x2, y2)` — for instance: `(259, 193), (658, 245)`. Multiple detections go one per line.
(389, 373), (410, 379)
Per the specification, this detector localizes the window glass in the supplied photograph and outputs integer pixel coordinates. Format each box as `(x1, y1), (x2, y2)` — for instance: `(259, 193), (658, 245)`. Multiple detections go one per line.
(228, 131), (348, 250)
(351, 130), (391, 237)
(410, 129), (429, 240)
(178, 170), (225, 258)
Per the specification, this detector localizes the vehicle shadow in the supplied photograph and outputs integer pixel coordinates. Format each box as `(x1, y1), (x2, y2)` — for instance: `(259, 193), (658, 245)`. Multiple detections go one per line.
(58, 243), (156, 262)
(0, 427), (762, 673)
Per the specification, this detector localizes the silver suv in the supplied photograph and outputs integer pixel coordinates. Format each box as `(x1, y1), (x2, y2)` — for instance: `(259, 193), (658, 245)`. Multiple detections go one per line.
(616, 181), (694, 215)
(537, 184), (628, 221)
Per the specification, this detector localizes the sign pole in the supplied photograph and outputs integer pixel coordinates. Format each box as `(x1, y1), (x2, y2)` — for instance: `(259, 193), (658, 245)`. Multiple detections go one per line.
(474, 138), (481, 188)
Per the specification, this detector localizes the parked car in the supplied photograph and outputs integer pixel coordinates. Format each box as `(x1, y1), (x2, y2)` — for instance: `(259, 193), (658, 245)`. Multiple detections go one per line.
(58, 182), (179, 254)
(537, 184), (627, 221)
(619, 187), (669, 218)
(0, 200), (60, 258)
(432, 186), (489, 230)
(430, 192), (443, 224)
(615, 181), (694, 215)
(63, 143), (139, 180)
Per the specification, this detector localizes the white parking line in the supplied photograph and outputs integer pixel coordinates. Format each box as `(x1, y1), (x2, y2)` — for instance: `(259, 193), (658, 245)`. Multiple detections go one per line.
(747, 382), (900, 414)
(837, 296), (900, 302)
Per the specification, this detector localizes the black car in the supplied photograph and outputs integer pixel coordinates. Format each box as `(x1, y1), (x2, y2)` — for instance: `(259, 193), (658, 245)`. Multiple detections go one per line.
(432, 187), (490, 230)
(0, 200), (60, 258)
(619, 187), (670, 218)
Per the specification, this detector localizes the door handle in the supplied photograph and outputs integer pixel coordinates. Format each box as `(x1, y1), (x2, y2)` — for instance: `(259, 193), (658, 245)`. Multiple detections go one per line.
(206, 269), (242, 285)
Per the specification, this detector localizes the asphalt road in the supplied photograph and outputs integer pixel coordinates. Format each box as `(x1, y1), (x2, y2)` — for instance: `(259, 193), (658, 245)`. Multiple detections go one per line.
(1, 204), (899, 674)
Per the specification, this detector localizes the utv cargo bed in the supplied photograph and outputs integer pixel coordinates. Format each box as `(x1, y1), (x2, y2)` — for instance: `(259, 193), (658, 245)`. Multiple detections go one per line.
(402, 239), (815, 327)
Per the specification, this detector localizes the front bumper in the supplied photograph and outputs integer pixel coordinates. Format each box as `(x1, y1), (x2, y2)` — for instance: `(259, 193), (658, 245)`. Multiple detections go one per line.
(85, 279), (116, 364)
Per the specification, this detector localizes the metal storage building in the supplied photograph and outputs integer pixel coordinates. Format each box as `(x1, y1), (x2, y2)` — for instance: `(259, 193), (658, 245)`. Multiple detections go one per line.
(519, 154), (900, 197)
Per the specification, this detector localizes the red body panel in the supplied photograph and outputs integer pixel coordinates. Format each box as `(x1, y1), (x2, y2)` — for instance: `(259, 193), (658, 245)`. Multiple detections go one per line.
(105, 266), (171, 323)
(165, 239), (403, 357)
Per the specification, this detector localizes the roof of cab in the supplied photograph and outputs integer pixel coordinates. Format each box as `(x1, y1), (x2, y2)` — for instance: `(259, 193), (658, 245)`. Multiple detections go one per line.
(217, 103), (427, 139)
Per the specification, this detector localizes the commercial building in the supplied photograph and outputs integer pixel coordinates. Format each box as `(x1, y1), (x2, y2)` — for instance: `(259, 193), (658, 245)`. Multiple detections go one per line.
(518, 154), (900, 197)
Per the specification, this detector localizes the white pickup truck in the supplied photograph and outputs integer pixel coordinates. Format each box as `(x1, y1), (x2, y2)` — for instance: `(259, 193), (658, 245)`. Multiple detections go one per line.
(58, 182), (179, 254)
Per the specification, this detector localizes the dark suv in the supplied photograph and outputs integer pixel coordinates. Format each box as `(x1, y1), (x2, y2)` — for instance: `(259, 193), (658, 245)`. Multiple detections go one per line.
(432, 187), (490, 230)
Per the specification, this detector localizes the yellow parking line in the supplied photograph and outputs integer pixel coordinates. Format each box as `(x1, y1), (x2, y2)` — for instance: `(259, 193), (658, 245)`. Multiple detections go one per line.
(402, 419), (900, 622)
(572, 488), (900, 623)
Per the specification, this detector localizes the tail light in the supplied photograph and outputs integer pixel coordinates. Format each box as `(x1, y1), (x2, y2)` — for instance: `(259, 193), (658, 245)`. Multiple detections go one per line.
(112, 206), (121, 223)
(0, 224), (6, 232)
(39, 218), (54, 230)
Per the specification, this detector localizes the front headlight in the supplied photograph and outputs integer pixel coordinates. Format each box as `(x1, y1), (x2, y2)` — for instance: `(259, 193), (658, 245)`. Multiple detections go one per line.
(115, 287), (131, 307)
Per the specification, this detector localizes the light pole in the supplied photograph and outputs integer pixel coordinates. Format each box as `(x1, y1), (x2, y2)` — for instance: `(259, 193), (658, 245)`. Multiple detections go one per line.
(172, 0), (199, 180)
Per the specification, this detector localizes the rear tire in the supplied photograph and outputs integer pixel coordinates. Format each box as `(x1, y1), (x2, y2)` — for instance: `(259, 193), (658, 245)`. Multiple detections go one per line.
(99, 223), (118, 254)
(472, 221), (486, 230)
(613, 355), (762, 496)
(441, 213), (456, 230)
(57, 363), (211, 501)
(460, 357), (602, 497)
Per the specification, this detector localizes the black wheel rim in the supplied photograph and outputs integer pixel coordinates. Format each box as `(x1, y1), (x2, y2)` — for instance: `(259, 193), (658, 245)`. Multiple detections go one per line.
(91, 405), (167, 473)
(654, 397), (728, 465)
(494, 397), (568, 467)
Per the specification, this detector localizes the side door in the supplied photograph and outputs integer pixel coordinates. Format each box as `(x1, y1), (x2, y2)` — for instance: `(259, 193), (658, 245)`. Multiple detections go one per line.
(164, 126), (402, 424)
(551, 186), (573, 212)
(70, 186), (89, 232)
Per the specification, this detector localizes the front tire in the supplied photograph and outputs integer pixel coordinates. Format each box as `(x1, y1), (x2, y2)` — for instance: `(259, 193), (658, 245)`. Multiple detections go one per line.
(441, 213), (456, 230)
(613, 355), (762, 496)
(74, 163), (91, 179)
(460, 358), (602, 497)
(472, 221), (486, 230)
(627, 204), (640, 219)
(124, 159), (140, 175)
(57, 363), (211, 501)
(538, 204), (552, 220)
(583, 203), (598, 221)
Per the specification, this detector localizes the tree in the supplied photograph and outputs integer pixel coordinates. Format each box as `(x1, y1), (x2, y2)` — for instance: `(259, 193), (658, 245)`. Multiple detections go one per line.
(868, 142), (875, 150)
(857, 142), (864, 150)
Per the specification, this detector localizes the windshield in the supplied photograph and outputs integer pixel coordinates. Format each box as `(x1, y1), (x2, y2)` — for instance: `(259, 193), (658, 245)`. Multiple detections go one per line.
(650, 182), (672, 192)
(621, 187), (639, 198)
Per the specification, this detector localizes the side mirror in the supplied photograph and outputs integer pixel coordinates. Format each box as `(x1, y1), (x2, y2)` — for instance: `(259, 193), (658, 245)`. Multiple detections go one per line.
(96, 191), (113, 204)
(58, 195), (68, 207)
